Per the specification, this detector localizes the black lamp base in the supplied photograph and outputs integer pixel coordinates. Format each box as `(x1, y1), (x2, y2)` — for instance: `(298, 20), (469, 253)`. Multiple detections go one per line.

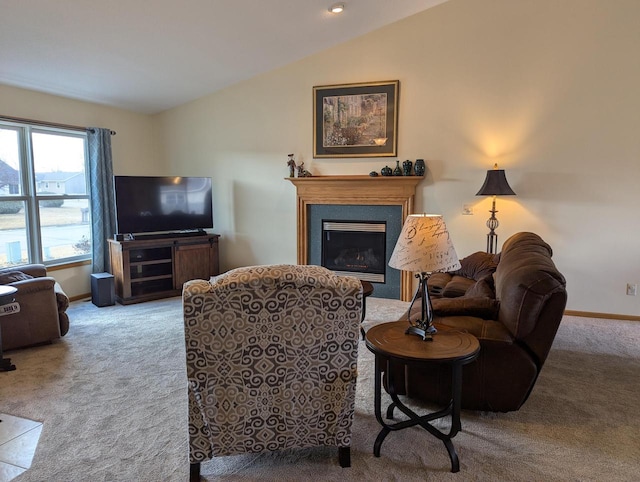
(485, 197), (500, 254)
(406, 273), (436, 342)
(405, 323), (437, 341)
(486, 231), (498, 255)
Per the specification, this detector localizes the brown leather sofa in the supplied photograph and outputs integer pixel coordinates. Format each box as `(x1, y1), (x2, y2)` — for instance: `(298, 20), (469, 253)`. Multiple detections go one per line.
(389, 232), (567, 412)
(0, 264), (70, 351)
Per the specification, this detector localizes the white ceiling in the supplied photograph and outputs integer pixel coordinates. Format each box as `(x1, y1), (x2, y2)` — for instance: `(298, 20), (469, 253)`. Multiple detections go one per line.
(0, 0), (448, 115)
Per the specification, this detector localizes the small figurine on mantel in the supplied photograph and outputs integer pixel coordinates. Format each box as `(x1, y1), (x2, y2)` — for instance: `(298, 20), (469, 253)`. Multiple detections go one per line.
(287, 153), (296, 177)
(297, 161), (313, 177)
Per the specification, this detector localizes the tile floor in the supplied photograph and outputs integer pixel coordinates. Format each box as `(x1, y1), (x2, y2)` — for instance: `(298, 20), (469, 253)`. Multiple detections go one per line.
(0, 414), (42, 482)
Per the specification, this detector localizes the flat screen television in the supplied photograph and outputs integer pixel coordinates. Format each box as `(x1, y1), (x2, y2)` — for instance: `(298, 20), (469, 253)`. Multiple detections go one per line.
(114, 176), (213, 235)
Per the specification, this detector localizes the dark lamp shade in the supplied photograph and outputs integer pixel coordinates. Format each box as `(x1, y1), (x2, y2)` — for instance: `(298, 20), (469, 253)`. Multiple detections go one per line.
(476, 169), (516, 196)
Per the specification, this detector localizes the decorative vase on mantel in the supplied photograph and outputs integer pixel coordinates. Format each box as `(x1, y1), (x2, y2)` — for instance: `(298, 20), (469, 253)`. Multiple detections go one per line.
(415, 159), (426, 176)
(402, 159), (413, 176)
(393, 160), (402, 176)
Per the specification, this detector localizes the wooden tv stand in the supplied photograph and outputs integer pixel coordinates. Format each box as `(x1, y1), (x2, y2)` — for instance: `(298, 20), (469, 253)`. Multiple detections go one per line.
(108, 234), (220, 305)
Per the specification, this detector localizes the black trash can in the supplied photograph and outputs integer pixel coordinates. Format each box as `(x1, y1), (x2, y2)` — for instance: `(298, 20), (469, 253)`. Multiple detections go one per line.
(91, 272), (115, 307)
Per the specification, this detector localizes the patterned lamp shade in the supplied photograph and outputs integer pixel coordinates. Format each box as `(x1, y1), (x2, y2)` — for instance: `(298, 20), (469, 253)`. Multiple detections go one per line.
(388, 214), (461, 274)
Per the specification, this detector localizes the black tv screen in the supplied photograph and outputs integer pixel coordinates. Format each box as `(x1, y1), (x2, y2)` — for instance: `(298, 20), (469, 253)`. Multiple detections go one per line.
(114, 176), (213, 235)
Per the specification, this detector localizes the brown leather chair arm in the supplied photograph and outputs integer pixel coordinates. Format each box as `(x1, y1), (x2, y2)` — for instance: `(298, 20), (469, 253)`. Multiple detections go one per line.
(5, 264), (47, 278)
(9, 277), (56, 294)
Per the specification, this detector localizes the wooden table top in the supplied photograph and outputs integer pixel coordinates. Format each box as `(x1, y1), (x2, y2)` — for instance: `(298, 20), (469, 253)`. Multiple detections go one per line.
(365, 321), (480, 363)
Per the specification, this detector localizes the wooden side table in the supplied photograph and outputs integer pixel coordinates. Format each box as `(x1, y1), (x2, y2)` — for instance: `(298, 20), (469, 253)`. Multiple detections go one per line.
(365, 321), (480, 472)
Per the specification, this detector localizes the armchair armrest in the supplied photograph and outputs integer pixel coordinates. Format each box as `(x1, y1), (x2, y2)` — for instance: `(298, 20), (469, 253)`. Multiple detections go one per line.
(54, 282), (70, 336)
(10, 277), (56, 294)
(5, 264), (47, 278)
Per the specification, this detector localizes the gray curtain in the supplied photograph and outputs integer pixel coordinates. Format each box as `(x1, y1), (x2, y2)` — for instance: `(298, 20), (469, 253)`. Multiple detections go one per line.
(87, 128), (116, 273)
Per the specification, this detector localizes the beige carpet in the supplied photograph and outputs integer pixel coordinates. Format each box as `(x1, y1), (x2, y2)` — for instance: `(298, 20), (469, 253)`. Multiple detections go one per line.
(2, 296), (639, 481)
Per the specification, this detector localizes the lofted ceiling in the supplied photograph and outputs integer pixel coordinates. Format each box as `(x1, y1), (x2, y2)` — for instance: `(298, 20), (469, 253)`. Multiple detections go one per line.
(0, 0), (448, 115)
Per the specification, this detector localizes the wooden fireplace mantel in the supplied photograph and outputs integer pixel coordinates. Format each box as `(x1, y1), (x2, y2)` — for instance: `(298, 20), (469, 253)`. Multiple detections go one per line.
(286, 175), (423, 301)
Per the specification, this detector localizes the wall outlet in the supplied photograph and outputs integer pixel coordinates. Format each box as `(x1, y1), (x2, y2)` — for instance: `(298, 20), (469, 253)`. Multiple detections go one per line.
(626, 283), (637, 296)
(462, 204), (474, 215)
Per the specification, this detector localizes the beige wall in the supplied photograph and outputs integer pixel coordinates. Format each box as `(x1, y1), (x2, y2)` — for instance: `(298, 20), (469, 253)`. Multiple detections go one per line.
(2, 0), (638, 316)
(0, 84), (159, 297)
(155, 0), (640, 317)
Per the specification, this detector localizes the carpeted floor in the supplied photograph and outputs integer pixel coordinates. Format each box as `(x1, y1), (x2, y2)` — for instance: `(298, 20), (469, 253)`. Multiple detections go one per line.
(2, 296), (639, 481)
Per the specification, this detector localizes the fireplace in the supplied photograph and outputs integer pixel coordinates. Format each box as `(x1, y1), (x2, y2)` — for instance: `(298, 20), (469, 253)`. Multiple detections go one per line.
(321, 221), (386, 283)
(286, 175), (423, 301)
(308, 204), (401, 298)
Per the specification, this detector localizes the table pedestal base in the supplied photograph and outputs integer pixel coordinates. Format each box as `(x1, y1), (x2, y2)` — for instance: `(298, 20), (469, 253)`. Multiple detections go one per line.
(365, 321), (480, 473)
(373, 356), (464, 473)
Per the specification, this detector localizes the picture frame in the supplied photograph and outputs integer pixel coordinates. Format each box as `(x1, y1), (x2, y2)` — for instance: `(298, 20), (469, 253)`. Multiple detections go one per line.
(313, 80), (399, 158)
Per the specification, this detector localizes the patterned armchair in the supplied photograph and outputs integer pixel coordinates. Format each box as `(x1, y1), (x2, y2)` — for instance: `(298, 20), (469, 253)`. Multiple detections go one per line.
(183, 264), (363, 480)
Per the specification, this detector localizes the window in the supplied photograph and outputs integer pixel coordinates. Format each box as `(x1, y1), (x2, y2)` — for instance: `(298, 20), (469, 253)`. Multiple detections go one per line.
(0, 120), (91, 268)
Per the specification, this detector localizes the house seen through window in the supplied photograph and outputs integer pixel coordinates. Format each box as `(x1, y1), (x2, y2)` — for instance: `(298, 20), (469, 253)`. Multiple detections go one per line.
(0, 120), (91, 268)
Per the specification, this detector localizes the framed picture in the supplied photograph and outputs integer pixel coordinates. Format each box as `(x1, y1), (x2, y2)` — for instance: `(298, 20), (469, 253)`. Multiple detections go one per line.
(313, 80), (399, 158)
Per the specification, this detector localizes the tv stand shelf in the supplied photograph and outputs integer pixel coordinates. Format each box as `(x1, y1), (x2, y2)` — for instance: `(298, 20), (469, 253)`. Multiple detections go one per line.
(108, 234), (220, 305)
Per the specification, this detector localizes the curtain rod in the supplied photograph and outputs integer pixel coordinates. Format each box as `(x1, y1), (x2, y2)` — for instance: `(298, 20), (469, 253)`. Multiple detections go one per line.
(0, 115), (116, 135)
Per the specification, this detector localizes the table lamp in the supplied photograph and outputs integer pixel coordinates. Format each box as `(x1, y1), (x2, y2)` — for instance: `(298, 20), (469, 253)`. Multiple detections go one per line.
(388, 214), (461, 341)
(476, 163), (516, 254)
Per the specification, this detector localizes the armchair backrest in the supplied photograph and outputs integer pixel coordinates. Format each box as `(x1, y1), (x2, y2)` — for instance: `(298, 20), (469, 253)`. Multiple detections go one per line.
(183, 264), (362, 464)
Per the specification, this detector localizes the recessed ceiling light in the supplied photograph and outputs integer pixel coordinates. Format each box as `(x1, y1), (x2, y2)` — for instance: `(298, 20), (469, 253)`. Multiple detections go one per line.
(329, 3), (345, 14)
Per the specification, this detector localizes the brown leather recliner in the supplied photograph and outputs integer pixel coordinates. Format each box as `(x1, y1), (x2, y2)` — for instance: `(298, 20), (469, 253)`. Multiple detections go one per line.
(389, 232), (567, 412)
(0, 264), (70, 351)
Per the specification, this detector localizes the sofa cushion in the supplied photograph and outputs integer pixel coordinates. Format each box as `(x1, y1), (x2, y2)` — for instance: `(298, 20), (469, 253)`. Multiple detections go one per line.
(0, 271), (34, 284)
(434, 315), (514, 343)
(427, 272), (452, 297)
(441, 275), (476, 297)
(431, 296), (499, 319)
(430, 272), (499, 319)
(465, 274), (495, 298)
(452, 251), (500, 281)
